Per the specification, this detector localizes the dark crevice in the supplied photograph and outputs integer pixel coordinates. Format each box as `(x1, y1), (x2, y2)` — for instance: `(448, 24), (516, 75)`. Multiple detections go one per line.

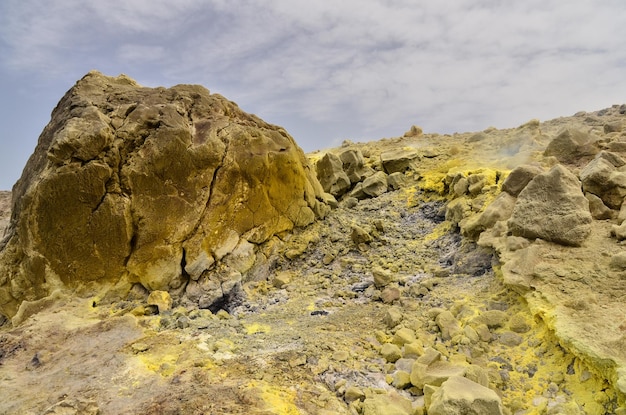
(206, 283), (244, 314)
(184, 136), (230, 241)
(179, 248), (191, 293)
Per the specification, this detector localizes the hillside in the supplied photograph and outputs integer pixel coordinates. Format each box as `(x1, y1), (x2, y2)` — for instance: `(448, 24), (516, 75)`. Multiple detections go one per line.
(0, 72), (625, 414)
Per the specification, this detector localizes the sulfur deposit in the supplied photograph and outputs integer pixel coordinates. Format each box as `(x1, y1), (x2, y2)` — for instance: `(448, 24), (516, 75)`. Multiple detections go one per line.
(0, 72), (625, 414)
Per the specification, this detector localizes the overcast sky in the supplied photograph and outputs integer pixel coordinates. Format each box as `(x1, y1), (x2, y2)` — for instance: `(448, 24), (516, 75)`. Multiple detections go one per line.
(1, 1), (625, 189)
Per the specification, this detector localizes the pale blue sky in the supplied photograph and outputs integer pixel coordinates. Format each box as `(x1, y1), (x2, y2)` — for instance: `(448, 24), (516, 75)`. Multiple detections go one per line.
(1, 0), (625, 189)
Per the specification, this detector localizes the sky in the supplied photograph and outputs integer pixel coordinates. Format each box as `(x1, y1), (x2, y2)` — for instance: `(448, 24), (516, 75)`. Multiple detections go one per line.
(1, 1), (625, 190)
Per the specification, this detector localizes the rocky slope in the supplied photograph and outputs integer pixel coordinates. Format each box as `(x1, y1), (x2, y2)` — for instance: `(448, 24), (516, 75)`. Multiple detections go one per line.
(0, 72), (625, 414)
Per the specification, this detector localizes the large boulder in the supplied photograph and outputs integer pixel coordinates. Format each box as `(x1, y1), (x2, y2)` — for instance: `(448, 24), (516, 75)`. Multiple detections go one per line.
(316, 153), (351, 197)
(501, 164), (543, 197)
(0, 71), (328, 318)
(543, 128), (599, 165)
(380, 148), (419, 174)
(507, 164), (592, 246)
(338, 148), (374, 184)
(580, 154), (626, 209)
(428, 376), (503, 415)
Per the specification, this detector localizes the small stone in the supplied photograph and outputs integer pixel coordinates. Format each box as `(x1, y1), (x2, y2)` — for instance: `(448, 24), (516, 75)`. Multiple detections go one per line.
(272, 271), (293, 288)
(610, 252), (626, 270)
(463, 325), (480, 343)
(344, 386), (365, 402)
(410, 361), (466, 389)
(383, 308), (403, 328)
(216, 309), (231, 320)
(417, 348), (442, 366)
(351, 225), (373, 245)
(498, 331), (524, 347)
(392, 328), (416, 346)
(132, 342), (150, 353)
(392, 371), (412, 389)
(380, 343), (402, 363)
(176, 316), (190, 329)
(435, 311), (463, 340)
(373, 267), (394, 288)
(476, 310), (508, 329)
(289, 354), (307, 367)
(380, 287), (401, 304)
(508, 313), (531, 333)
(394, 358), (415, 373)
(361, 392), (414, 415)
(474, 324), (492, 342)
(147, 290), (173, 313)
(403, 341), (425, 358)
(333, 350), (350, 362)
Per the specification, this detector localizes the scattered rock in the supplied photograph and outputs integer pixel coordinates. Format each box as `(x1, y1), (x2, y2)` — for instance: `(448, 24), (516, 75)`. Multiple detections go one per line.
(344, 386), (365, 403)
(435, 310), (463, 340)
(392, 328), (416, 346)
(272, 271), (293, 288)
(604, 121), (623, 133)
(404, 125), (423, 137)
(410, 360), (467, 389)
(380, 287), (401, 304)
(508, 313), (531, 333)
(498, 331), (523, 347)
(461, 192), (516, 238)
(316, 152), (352, 197)
(501, 165), (543, 197)
(580, 156), (626, 209)
(351, 225), (373, 245)
(339, 149), (374, 184)
(609, 252), (626, 270)
(585, 193), (613, 220)
(387, 172), (407, 190)
(147, 290), (173, 313)
(380, 148), (419, 174)
(475, 310), (508, 329)
(380, 343), (402, 363)
(383, 308), (403, 328)
(361, 171), (389, 198)
(361, 392), (414, 415)
(428, 375), (504, 415)
(373, 267), (394, 288)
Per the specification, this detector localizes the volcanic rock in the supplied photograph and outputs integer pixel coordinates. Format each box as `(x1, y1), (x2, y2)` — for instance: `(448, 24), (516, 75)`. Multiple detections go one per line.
(380, 148), (419, 174)
(507, 164), (592, 246)
(543, 128), (599, 165)
(501, 164), (543, 197)
(338, 148), (374, 184)
(580, 155), (626, 209)
(316, 152), (351, 197)
(428, 375), (504, 415)
(0, 71), (327, 318)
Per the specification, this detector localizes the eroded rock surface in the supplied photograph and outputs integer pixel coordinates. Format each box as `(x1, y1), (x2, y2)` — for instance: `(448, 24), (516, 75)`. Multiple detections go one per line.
(0, 71), (328, 318)
(1, 73), (626, 414)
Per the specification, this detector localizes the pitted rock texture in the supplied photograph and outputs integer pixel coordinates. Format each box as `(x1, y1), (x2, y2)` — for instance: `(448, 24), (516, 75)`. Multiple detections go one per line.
(0, 71), (328, 318)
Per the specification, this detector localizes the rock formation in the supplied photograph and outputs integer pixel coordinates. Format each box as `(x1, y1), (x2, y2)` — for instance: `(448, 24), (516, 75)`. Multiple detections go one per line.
(0, 71), (329, 318)
(1, 72), (626, 414)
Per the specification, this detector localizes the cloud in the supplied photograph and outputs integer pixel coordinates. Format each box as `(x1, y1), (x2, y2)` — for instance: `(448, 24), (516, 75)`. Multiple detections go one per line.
(0, 0), (625, 171)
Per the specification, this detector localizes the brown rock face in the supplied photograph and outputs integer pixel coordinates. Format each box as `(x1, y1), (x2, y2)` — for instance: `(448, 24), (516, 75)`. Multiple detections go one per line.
(0, 71), (327, 318)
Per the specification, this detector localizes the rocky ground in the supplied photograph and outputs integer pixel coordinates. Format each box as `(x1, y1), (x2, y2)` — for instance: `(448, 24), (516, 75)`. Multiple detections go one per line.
(1, 101), (626, 414)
